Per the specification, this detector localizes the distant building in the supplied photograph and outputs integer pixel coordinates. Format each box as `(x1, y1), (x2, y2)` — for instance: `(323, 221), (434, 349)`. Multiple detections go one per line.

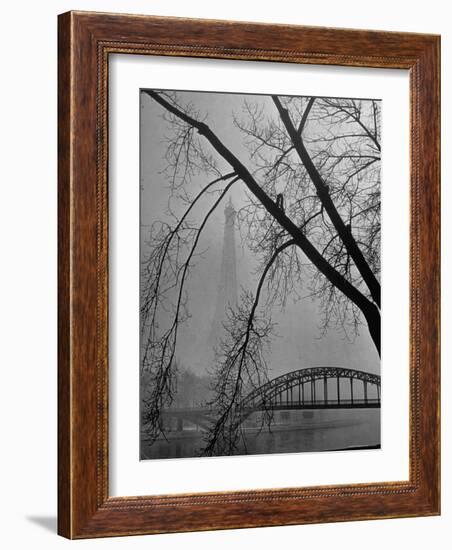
(209, 197), (239, 350)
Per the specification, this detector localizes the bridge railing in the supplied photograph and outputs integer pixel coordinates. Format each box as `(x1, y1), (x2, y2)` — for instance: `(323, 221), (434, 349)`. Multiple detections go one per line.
(250, 398), (381, 409)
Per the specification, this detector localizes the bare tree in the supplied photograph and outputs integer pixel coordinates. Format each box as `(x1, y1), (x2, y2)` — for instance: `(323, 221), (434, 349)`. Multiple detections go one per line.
(140, 90), (381, 454)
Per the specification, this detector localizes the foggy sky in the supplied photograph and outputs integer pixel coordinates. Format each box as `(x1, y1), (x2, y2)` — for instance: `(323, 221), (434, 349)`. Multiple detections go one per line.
(140, 90), (380, 379)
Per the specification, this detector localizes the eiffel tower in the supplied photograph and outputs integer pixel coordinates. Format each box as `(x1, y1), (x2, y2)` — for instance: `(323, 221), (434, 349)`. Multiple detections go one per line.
(209, 196), (238, 350)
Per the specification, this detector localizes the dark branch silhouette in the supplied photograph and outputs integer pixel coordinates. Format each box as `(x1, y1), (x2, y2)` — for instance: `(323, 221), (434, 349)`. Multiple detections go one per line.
(272, 95), (380, 307)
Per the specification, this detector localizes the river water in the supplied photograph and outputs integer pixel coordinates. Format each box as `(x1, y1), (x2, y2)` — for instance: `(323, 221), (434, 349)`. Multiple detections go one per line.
(141, 408), (380, 460)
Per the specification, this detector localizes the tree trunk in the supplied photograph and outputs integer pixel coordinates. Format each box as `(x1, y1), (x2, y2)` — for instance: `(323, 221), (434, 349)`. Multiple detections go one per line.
(362, 303), (381, 356)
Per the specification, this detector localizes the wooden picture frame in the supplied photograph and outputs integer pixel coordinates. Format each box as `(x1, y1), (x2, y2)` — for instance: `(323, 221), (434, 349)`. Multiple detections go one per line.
(58, 10), (440, 539)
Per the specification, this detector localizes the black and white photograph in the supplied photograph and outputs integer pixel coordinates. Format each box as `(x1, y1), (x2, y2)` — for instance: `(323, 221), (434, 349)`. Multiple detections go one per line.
(139, 89), (381, 460)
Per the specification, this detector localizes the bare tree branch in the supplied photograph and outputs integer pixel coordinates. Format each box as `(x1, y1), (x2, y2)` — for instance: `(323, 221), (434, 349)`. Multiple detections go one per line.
(272, 95), (381, 309)
(144, 90), (380, 353)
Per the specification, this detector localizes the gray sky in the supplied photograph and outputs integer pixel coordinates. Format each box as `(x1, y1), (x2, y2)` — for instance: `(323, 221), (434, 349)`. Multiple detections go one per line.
(140, 90), (380, 379)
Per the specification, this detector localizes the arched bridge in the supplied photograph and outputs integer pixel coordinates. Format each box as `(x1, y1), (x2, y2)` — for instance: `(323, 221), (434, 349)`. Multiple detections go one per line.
(160, 367), (380, 431)
(241, 366), (380, 411)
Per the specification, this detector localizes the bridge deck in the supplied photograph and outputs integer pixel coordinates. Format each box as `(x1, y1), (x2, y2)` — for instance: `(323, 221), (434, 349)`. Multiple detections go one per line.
(162, 399), (381, 417)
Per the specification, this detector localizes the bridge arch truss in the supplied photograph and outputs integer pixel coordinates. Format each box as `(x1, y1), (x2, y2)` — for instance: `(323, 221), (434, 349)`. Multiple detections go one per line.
(240, 367), (381, 411)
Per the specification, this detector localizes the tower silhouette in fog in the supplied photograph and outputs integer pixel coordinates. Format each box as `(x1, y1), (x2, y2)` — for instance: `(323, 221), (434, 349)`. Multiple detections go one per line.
(209, 196), (238, 349)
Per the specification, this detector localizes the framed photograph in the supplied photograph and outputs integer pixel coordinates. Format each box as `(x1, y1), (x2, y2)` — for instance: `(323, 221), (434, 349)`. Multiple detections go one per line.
(58, 11), (440, 538)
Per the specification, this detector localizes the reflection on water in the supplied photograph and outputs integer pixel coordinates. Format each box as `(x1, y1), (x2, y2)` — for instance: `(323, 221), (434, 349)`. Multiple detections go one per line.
(141, 409), (380, 460)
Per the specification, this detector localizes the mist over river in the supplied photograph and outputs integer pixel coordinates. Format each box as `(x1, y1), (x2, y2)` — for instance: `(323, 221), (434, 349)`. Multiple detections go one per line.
(141, 408), (380, 460)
